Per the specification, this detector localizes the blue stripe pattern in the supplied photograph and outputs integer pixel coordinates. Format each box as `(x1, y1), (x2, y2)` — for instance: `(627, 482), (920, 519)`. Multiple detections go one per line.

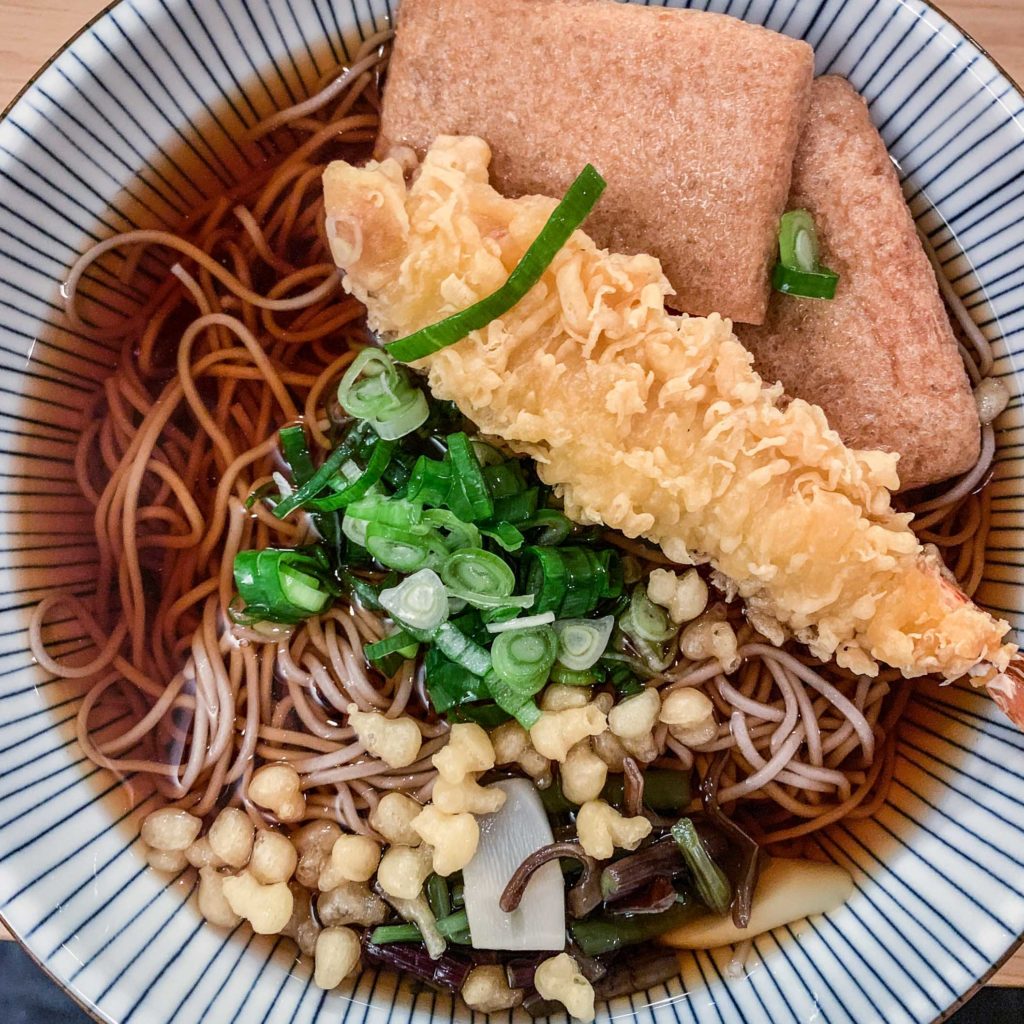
(0, 1), (1023, 1023)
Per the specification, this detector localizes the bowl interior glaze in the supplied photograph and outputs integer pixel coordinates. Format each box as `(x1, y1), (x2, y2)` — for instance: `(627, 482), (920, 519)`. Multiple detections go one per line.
(0, 2), (1023, 1023)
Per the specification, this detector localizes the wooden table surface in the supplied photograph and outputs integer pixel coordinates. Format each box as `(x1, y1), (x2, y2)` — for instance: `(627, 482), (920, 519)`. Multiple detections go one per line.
(1, 0), (1023, 991)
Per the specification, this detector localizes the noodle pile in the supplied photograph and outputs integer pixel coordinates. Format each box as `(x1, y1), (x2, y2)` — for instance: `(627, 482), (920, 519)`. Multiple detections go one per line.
(28, 34), (997, 856)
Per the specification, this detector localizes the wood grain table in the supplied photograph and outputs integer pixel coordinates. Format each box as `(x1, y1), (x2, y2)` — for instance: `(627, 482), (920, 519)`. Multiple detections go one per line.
(1, 0), (1023, 991)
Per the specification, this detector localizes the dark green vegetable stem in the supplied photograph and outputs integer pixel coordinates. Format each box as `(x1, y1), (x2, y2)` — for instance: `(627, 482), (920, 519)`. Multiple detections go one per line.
(569, 899), (705, 956)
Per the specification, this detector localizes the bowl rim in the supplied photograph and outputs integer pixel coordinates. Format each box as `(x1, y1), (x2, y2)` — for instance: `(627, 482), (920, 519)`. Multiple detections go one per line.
(0, 1), (1022, 1022)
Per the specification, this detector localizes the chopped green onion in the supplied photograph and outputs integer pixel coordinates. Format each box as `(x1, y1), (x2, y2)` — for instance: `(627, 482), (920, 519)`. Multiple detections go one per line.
(380, 569), (450, 632)
(479, 522), (525, 552)
(432, 622), (492, 677)
(233, 548), (334, 624)
(549, 664), (598, 687)
(365, 628), (419, 663)
(471, 440), (505, 467)
(440, 548), (532, 610)
(448, 703), (511, 728)
(485, 611), (557, 634)
(344, 496), (423, 547)
(491, 625), (558, 692)
(772, 209), (839, 300)
(423, 647), (492, 713)
(671, 817), (732, 916)
(489, 489), (538, 525)
(778, 209), (820, 271)
(771, 263), (839, 299)
(619, 585), (676, 643)
(406, 456), (451, 506)
(337, 348), (429, 439)
(520, 545), (623, 618)
(554, 615), (615, 671)
(446, 432), (494, 522)
(244, 481), (278, 510)
(365, 523), (447, 574)
(386, 164), (607, 362)
(279, 425), (315, 484)
(482, 461), (528, 499)
(485, 671), (542, 730)
(272, 432), (362, 520)
(279, 565), (329, 613)
(521, 508), (573, 546)
(422, 509), (481, 553)
(307, 439), (396, 511)
(340, 569), (395, 612)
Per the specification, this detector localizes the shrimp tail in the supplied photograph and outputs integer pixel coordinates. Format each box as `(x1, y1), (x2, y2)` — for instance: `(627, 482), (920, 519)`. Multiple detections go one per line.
(986, 659), (1024, 729)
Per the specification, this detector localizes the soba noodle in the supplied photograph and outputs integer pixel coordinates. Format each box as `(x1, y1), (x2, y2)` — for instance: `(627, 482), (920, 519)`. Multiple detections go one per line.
(29, 32), (997, 875)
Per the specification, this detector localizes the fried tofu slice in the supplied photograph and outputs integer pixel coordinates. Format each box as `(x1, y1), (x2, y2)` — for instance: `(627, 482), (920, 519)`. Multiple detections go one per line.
(376, 0), (812, 326)
(737, 76), (980, 491)
(322, 136), (1015, 692)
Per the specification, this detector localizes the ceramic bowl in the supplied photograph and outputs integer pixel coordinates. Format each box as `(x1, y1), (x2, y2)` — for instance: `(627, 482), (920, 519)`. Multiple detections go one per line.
(1, 1), (1023, 1022)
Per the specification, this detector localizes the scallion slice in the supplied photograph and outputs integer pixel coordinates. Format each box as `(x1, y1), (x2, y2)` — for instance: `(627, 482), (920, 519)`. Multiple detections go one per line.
(406, 456), (452, 507)
(272, 434), (360, 520)
(485, 611), (557, 634)
(554, 615), (615, 671)
(337, 348), (429, 439)
(279, 425), (315, 485)
(386, 164), (607, 362)
(307, 439), (396, 511)
(771, 263), (839, 299)
(486, 671), (543, 730)
(432, 622), (492, 677)
(520, 545), (622, 618)
(778, 209), (820, 271)
(482, 461), (527, 499)
(549, 664), (597, 687)
(491, 625), (558, 691)
(479, 522), (525, 552)
(772, 209), (839, 300)
(446, 432), (494, 522)
(379, 568), (450, 632)
(365, 628), (419, 664)
(619, 585), (677, 643)
(521, 508), (573, 546)
(233, 548), (333, 624)
(365, 523), (446, 574)
(440, 548), (533, 610)
(422, 508), (481, 552)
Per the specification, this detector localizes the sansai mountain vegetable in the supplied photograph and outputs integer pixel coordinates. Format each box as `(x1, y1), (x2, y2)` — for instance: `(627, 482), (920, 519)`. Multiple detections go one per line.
(671, 817), (732, 915)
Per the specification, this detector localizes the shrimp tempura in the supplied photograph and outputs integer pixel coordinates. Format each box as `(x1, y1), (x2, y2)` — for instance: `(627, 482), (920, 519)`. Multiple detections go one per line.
(322, 136), (1021, 721)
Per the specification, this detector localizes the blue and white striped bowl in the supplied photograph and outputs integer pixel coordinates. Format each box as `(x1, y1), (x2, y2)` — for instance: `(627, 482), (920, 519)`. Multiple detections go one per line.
(1, 1), (1023, 1022)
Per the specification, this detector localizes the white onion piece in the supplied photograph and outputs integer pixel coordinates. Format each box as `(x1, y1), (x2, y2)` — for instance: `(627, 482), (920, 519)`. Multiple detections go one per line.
(974, 377), (1010, 425)
(463, 778), (565, 950)
(660, 857), (853, 949)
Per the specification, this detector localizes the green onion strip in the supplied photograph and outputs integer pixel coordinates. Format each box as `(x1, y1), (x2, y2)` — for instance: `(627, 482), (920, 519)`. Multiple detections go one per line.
(386, 165), (607, 363)
(772, 209), (839, 300)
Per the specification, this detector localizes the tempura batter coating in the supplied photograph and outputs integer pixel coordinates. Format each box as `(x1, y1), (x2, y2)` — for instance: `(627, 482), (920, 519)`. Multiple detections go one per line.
(322, 136), (1015, 688)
